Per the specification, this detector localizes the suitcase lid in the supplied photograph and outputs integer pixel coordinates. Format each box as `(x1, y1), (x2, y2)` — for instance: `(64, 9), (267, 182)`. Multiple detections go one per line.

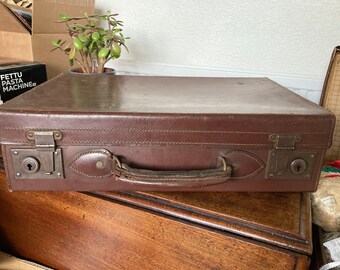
(0, 74), (334, 149)
(0, 74), (332, 115)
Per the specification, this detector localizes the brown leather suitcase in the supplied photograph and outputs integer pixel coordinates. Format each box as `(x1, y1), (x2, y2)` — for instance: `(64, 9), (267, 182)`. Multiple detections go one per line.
(0, 74), (335, 191)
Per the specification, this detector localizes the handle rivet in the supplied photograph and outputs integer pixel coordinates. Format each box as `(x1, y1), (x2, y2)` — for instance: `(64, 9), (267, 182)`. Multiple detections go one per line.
(26, 131), (35, 140)
(96, 161), (104, 169)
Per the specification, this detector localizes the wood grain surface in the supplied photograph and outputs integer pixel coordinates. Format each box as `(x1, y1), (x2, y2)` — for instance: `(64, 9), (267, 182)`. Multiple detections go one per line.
(96, 191), (312, 255)
(0, 155), (311, 270)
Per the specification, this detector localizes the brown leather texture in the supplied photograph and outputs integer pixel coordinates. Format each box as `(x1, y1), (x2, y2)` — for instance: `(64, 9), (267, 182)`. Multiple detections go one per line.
(0, 74), (335, 191)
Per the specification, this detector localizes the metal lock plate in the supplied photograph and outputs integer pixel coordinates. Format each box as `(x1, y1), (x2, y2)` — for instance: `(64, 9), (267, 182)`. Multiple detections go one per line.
(266, 134), (316, 180)
(266, 150), (316, 180)
(12, 148), (64, 179)
(11, 130), (64, 180)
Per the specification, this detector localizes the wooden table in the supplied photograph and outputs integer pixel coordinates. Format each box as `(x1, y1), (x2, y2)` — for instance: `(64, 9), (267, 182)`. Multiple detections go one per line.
(0, 155), (312, 270)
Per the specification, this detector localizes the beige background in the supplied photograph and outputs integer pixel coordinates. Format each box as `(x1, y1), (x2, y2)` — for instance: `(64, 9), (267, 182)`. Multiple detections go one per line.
(96, 0), (340, 103)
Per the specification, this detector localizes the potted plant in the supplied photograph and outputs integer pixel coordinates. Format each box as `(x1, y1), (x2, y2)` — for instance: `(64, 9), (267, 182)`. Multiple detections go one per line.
(51, 11), (128, 74)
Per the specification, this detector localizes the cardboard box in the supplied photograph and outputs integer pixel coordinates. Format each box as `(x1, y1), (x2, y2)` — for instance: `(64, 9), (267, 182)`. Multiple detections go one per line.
(0, 62), (46, 103)
(0, 0), (94, 79)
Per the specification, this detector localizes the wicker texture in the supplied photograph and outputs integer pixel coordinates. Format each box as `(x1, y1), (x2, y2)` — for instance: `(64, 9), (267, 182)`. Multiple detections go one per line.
(321, 47), (340, 162)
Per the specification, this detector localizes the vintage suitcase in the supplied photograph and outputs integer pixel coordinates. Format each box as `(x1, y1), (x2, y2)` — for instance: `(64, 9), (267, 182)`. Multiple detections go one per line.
(0, 74), (335, 191)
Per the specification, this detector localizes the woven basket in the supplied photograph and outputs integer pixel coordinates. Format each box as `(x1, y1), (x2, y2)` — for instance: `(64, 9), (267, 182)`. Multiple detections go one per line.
(321, 46), (340, 162)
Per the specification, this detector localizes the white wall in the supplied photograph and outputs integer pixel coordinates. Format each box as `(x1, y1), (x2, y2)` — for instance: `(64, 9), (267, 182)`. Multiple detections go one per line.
(96, 0), (340, 103)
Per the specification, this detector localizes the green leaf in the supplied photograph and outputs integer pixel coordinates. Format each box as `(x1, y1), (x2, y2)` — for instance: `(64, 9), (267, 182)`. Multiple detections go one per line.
(78, 35), (89, 43)
(51, 39), (61, 46)
(98, 48), (110, 59)
(102, 33), (113, 42)
(91, 32), (100, 41)
(113, 34), (124, 43)
(69, 58), (74, 66)
(110, 42), (121, 58)
(84, 29), (92, 35)
(69, 47), (76, 60)
(73, 38), (84, 50)
(89, 18), (98, 27)
(121, 43), (129, 53)
(109, 20), (117, 27)
(58, 13), (69, 21)
(98, 29), (106, 36)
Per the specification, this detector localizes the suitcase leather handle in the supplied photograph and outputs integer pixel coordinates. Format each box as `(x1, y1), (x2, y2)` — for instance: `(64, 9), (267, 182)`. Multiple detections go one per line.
(110, 155), (232, 187)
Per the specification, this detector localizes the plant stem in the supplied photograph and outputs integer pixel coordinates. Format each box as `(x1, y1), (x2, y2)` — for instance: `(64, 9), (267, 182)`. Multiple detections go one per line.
(56, 13), (119, 23)
(79, 50), (92, 73)
(98, 58), (106, 73)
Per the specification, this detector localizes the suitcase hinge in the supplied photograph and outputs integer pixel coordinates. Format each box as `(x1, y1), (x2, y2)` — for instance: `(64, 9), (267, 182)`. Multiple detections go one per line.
(266, 134), (316, 180)
(11, 131), (64, 180)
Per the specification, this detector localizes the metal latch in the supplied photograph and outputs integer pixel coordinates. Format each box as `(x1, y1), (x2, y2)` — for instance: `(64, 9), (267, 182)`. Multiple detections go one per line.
(26, 131), (62, 174)
(269, 134), (302, 150)
(11, 131), (64, 180)
(266, 134), (316, 180)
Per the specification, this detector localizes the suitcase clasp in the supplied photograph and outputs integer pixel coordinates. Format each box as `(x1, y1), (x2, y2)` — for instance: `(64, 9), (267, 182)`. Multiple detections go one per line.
(11, 130), (64, 179)
(266, 134), (316, 180)
(269, 134), (302, 150)
(26, 131), (62, 174)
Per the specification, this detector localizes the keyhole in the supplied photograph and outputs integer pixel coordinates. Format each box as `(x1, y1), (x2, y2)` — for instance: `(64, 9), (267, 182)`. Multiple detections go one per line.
(22, 157), (40, 173)
(27, 163), (33, 171)
(290, 159), (307, 175)
(296, 164), (301, 172)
